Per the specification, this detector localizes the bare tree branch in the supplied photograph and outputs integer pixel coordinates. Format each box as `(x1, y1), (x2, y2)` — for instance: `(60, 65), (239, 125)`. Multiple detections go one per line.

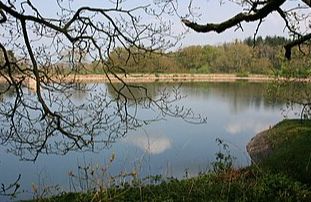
(0, 0), (197, 161)
(181, 0), (311, 59)
(284, 33), (311, 59)
(181, 0), (286, 33)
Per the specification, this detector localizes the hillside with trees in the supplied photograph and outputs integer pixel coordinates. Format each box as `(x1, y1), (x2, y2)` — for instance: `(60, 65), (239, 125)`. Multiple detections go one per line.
(89, 36), (310, 77)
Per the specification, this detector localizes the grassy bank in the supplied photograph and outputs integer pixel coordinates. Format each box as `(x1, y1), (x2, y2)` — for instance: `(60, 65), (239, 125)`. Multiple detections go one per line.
(24, 119), (311, 201)
(37, 171), (310, 202)
(262, 119), (311, 184)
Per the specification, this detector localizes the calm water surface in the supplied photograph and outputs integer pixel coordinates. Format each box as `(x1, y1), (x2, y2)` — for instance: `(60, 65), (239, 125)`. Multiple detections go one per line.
(0, 81), (297, 200)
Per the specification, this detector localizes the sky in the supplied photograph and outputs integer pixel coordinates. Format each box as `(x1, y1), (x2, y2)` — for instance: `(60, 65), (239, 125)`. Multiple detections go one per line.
(116, 0), (293, 46)
(25, 0), (302, 47)
(168, 0), (299, 47)
(178, 1), (288, 46)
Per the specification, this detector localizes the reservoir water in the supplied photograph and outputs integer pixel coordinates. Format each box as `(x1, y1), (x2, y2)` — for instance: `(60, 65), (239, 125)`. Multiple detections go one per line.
(0, 81), (299, 200)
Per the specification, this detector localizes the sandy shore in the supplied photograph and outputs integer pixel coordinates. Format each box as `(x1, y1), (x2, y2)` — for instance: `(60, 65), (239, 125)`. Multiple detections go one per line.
(57, 73), (275, 83)
(1, 73), (311, 84)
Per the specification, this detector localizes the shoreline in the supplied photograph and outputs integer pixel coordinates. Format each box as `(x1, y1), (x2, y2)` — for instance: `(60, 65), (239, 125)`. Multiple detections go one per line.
(70, 73), (274, 83)
(1, 73), (311, 84)
(246, 129), (272, 164)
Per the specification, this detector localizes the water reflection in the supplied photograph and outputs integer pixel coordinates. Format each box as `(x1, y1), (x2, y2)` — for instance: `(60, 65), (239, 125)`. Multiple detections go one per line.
(0, 81), (304, 201)
(106, 83), (159, 102)
(0, 83), (15, 99)
(124, 131), (171, 154)
(101, 81), (288, 114)
(179, 82), (283, 113)
(226, 120), (272, 135)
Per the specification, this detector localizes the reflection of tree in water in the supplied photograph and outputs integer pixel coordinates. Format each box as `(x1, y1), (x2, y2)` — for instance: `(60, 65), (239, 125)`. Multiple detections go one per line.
(268, 81), (311, 119)
(106, 82), (172, 103)
(0, 0), (191, 162)
(0, 83), (16, 100)
(69, 83), (89, 101)
(107, 81), (309, 115)
(105, 81), (287, 115)
(180, 82), (284, 113)
(3, 78), (306, 161)
(0, 82), (90, 102)
(0, 80), (203, 161)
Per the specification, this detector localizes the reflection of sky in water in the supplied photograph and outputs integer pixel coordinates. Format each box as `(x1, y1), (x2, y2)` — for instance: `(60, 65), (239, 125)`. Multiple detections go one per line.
(124, 132), (172, 154)
(0, 82), (297, 200)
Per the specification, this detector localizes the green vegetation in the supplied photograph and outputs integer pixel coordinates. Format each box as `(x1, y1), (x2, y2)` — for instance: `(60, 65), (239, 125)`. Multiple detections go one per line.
(24, 119), (311, 202)
(262, 119), (311, 184)
(83, 36), (311, 77)
(0, 49), (18, 75)
(3, 35), (311, 78)
(28, 171), (310, 202)
(4, 35), (309, 201)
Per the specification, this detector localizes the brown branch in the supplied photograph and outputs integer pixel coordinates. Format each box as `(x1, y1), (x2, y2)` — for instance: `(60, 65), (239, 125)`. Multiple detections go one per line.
(284, 33), (311, 59)
(182, 0), (311, 59)
(0, 174), (21, 197)
(182, 0), (286, 33)
(21, 19), (86, 150)
(20, 19), (51, 116)
(0, 0), (199, 160)
(0, 1), (75, 42)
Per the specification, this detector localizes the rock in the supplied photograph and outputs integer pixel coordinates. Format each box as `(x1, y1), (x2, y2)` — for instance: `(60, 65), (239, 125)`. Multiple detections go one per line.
(246, 129), (272, 164)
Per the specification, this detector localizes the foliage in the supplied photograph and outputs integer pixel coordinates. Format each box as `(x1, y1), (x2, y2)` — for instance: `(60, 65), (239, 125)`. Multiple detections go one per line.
(212, 138), (235, 173)
(236, 71), (249, 77)
(267, 82), (311, 119)
(26, 169), (311, 202)
(91, 36), (311, 76)
(107, 47), (182, 73)
(181, 0), (311, 60)
(0, 49), (18, 74)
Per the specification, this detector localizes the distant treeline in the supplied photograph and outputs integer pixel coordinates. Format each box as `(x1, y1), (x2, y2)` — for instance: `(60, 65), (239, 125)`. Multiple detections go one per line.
(2, 36), (310, 77)
(89, 36), (310, 77)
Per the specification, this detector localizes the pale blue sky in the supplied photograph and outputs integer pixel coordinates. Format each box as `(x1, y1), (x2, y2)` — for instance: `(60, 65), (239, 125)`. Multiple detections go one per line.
(171, 0), (293, 46)
(30, 0), (298, 47)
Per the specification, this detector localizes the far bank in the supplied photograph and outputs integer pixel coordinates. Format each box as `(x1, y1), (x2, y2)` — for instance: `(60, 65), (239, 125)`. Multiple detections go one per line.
(2, 73), (311, 85)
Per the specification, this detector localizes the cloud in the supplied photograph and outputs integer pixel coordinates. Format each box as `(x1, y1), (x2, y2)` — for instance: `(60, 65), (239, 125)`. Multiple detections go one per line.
(225, 120), (271, 135)
(125, 133), (171, 155)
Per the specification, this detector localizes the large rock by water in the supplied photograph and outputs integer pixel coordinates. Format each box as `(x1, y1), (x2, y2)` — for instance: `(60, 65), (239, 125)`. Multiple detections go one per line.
(246, 129), (272, 164)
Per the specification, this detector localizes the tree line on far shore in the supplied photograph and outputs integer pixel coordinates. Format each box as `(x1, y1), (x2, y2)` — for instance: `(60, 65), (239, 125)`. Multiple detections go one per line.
(1, 36), (311, 77)
(99, 36), (310, 77)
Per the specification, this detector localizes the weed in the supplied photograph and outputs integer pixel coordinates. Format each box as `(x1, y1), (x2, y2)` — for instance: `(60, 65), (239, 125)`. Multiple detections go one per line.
(212, 138), (235, 173)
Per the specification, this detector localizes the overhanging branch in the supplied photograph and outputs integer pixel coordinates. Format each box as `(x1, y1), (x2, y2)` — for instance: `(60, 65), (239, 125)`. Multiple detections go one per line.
(284, 33), (311, 59)
(182, 0), (286, 33)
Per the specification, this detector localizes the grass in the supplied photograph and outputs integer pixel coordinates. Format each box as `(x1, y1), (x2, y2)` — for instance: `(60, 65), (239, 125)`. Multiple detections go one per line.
(236, 71), (249, 78)
(261, 119), (311, 184)
(25, 169), (311, 202)
(22, 119), (311, 201)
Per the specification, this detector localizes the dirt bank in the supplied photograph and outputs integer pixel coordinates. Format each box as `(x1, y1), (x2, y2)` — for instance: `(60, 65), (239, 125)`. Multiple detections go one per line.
(247, 129), (272, 164)
(55, 73), (275, 83)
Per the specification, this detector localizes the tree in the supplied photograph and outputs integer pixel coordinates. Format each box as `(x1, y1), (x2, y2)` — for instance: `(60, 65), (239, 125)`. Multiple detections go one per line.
(178, 0), (311, 119)
(181, 0), (311, 60)
(0, 1), (202, 161)
(177, 46), (207, 71)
